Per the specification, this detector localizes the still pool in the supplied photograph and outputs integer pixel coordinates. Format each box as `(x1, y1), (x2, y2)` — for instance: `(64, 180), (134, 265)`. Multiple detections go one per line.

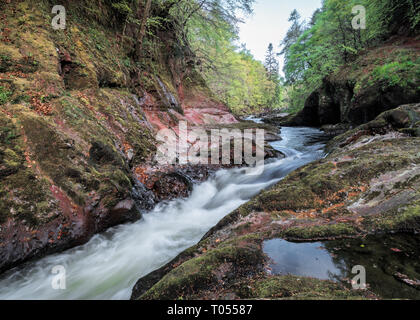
(263, 233), (420, 299)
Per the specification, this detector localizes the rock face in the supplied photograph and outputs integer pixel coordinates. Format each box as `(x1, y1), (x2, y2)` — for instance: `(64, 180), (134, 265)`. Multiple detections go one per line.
(270, 38), (420, 127)
(0, 1), (283, 274)
(131, 103), (420, 300)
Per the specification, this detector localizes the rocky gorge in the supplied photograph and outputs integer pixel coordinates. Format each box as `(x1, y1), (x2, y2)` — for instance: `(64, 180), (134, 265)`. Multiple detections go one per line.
(130, 41), (420, 300)
(0, 1), (281, 274)
(130, 102), (420, 300)
(0, 0), (419, 301)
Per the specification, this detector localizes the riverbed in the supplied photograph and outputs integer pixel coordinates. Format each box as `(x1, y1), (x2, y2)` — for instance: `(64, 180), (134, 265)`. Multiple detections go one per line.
(0, 126), (328, 299)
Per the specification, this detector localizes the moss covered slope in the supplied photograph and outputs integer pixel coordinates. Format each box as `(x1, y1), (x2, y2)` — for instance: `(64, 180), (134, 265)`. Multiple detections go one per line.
(0, 0), (237, 273)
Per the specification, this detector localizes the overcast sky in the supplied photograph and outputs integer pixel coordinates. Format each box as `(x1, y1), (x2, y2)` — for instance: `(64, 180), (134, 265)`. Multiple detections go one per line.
(238, 0), (322, 75)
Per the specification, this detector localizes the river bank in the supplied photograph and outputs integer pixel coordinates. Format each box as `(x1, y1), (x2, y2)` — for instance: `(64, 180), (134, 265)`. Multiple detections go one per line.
(131, 104), (420, 300)
(0, 126), (325, 299)
(0, 1), (283, 274)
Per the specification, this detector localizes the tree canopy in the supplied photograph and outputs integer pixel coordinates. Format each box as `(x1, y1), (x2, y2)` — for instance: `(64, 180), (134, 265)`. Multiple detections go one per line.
(105, 0), (281, 115)
(280, 0), (419, 112)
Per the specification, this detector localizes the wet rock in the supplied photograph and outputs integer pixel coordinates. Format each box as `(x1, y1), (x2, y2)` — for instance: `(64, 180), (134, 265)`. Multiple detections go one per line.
(261, 113), (291, 126)
(152, 170), (193, 201)
(132, 237), (266, 300)
(321, 123), (352, 137)
(264, 131), (282, 142)
(394, 273), (420, 289)
(110, 199), (139, 223)
(132, 182), (155, 212)
(0, 0), (253, 276)
(113, 199), (135, 213)
(326, 103), (420, 152)
(131, 103), (420, 300)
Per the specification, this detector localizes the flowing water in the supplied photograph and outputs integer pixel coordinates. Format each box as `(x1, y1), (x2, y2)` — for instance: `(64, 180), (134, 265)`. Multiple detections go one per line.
(0, 127), (328, 300)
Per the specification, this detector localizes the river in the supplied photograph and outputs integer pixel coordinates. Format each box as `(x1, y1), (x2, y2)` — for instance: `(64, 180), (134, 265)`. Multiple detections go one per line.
(0, 126), (328, 300)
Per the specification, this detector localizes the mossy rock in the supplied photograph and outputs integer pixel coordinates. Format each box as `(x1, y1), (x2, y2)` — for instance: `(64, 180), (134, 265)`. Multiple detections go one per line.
(283, 224), (358, 240)
(89, 140), (122, 166)
(140, 238), (264, 300)
(236, 275), (369, 300)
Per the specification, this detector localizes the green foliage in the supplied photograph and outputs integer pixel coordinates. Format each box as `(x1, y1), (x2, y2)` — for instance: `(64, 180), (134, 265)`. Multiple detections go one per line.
(185, 4), (282, 115)
(280, 0), (420, 112)
(368, 54), (420, 90)
(110, 1), (133, 17)
(372, 61), (415, 87)
(47, 0), (274, 115)
(265, 43), (279, 81)
(198, 42), (282, 115)
(0, 126), (18, 145)
(368, 0), (420, 35)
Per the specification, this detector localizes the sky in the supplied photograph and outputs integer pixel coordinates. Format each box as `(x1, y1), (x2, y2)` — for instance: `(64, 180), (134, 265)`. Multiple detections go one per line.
(238, 0), (322, 75)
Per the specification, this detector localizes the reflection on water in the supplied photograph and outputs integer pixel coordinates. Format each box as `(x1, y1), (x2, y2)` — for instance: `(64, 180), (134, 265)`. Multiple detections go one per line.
(263, 234), (420, 299)
(263, 240), (343, 280)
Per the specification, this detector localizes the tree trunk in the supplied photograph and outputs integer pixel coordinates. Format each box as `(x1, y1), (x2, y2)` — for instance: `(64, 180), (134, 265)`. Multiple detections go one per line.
(135, 0), (153, 61)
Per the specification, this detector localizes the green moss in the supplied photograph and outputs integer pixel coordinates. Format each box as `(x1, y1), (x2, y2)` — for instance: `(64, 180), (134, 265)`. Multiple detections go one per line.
(3, 148), (21, 171)
(59, 97), (92, 126)
(0, 118), (24, 178)
(140, 239), (264, 300)
(0, 54), (13, 73)
(284, 223), (358, 240)
(365, 201), (420, 232)
(0, 86), (12, 105)
(238, 275), (368, 300)
(240, 160), (348, 216)
(110, 169), (132, 191)
(126, 126), (156, 164)
(0, 125), (19, 145)
(336, 46), (420, 96)
(236, 200), (258, 217)
(0, 167), (58, 226)
(233, 222), (252, 233)
(4, 148), (19, 161)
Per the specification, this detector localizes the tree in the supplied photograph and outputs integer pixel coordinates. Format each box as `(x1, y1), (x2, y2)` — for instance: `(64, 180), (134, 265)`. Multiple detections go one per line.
(279, 9), (305, 84)
(265, 43), (279, 82)
(264, 43), (281, 108)
(135, 0), (153, 60)
(280, 10), (304, 56)
(170, 0), (283, 114)
(279, 0), (419, 112)
(107, 0), (283, 114)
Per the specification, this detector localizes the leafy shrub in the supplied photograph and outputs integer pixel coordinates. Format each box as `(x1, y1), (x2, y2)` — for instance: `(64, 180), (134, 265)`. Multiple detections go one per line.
(371, 56), (420, 88)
